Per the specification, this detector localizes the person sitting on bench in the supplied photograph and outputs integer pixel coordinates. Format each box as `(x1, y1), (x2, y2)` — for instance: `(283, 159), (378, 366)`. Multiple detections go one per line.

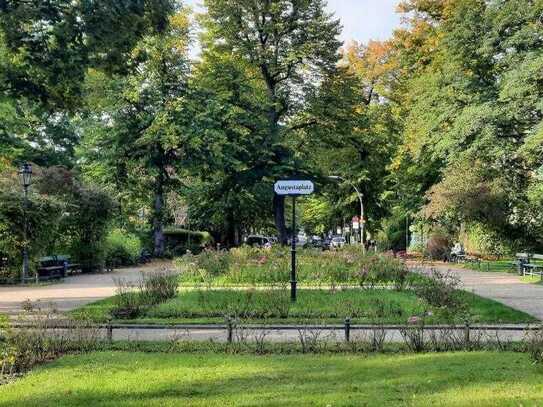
(450, 243), (465, 262)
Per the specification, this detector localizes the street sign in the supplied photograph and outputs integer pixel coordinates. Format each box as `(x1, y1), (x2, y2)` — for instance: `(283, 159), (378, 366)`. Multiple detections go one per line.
(274, 180), (314, 303)
(274, 180), (314, 196)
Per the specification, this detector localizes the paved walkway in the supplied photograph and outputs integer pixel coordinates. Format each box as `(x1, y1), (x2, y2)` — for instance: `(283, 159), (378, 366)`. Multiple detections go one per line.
(2, 260), (542, 324)
(0, 261), (171, 315)
(409, 261), (543, 321)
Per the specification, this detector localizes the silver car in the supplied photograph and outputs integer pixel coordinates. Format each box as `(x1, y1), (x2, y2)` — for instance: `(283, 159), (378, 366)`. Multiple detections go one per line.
(330, 236), (346, 249)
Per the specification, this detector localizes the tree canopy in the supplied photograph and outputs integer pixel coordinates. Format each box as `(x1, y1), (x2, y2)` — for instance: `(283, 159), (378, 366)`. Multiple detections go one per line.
(1, 0), (542, 260)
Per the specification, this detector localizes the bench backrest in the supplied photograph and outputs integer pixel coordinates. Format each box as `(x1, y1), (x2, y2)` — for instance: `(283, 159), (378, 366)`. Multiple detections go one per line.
(532, 254), (543, 261)
(39, 255), (72, 267)
(39, 256), (67, 267)
(516, 253), (530, 259)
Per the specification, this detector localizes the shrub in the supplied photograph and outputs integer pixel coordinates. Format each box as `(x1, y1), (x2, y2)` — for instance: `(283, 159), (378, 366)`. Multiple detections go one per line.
(35, 166), (116, 273)
(376, 210), (408, 252)
(0, 189), (63, 282)
(177, 247), (411, 288)
(357, 255), (410, 290)
(425, 233), (450, 261)
(524, 326), (543, 364)
(412, 269), (468, 319)
(1, 307), (100, 377)
(182, 249), (231, 281)
(111, 278), (142, 319)
(140, 269), (179, 305)
(164, 227), (213, 256)
(111, 270), (180, 318)
(66, 186), (116, 272)
(400, 318), (426, 353)
(104, 229), (142, 267)
(461, 222), (512, 258)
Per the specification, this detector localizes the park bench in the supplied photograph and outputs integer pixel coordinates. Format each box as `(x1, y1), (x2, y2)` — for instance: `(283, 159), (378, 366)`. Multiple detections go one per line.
(512, 253), (543, 278)
(512, 253), (530, 275)
(450, 253), (481, 265)
(37, 255), (80, 281)
(522, 254), (543, 279)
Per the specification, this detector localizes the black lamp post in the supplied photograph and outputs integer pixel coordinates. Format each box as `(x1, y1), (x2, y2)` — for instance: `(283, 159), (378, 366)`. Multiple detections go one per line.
(19, 163), (32, 283)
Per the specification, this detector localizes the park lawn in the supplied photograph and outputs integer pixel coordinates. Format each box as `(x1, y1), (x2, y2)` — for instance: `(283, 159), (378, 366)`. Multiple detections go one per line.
(520, 275), (543, 285)
(72, 288), (537, 325)
(1, 351), (543, 406)
(461, 259), (516, 273)
(461, 259), (543, 273)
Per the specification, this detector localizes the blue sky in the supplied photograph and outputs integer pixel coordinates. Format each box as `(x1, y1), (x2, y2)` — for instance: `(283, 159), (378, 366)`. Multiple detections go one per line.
(184, 0), (401, 45)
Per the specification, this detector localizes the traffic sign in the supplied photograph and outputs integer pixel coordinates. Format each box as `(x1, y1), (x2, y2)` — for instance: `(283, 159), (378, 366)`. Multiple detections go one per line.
(274, 180), (314, 196)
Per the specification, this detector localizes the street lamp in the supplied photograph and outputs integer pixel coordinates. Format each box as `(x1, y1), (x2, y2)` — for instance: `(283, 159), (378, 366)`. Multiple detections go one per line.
(329, 175), (365, 253)
(18, 163), (32, 284)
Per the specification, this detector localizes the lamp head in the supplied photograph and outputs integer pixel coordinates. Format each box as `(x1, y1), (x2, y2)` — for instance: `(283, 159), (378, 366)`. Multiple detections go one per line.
(19, 163), (32, 188)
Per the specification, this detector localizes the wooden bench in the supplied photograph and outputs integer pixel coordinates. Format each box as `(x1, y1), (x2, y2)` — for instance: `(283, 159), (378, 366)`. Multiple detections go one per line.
(37, 255), (80, 281)
(522, 254), (543, 279)
(512, 253), (531, 275)
(37, 256), (66, 281)
(450, 253), (481, 265)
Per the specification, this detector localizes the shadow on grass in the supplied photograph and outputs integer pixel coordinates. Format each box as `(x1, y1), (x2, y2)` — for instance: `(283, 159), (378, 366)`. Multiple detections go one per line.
(2, 352), (543, 406)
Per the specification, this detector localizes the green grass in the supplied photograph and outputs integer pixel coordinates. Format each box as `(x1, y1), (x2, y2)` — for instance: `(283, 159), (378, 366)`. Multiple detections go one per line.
(72, 288), (537, 325)
(461, 259), (543, 274)
(461, 259), (516, 273)
(1, 351), (543, 406)
(458, 291), (537, 323)
(521, 275), (543, 285)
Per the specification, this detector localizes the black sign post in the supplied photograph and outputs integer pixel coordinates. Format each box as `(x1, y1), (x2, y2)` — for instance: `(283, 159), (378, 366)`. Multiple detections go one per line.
(291, 195), (297, 302)
(274, 180), (314, 303)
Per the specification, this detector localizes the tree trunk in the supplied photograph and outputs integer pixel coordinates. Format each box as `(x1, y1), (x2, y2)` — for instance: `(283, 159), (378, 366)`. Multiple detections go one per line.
(273, 194), (288, 245)
(224, 215), (235, 248)
(234, 227), (240, 246)
(263, 70), (288, 246)
(152, 175), (165, 258)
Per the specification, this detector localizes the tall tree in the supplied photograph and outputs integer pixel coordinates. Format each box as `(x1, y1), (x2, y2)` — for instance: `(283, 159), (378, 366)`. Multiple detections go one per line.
(79, 10), (192, 257)
(203, 0), (342, 244)
(184, 46), (272, 246)
(385, 0), (543, 251)
(0, 0), (175, 108)
(0, 0), (176, 167)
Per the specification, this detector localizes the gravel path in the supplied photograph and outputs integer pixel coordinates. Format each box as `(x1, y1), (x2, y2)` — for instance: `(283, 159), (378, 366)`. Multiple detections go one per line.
(0, 261), (171, 315)
(3, 259), (542, 328)
(409, 261), (543, 321)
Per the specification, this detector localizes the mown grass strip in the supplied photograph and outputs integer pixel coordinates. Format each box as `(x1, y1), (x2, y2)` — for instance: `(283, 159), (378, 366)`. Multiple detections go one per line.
(1, 351), (543, 406)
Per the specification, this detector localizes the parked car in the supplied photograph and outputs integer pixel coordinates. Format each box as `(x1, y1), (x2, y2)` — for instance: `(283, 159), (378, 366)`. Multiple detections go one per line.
(330, 236), (346, 249)
(297, 234), (308, 247)
(322, 238), (332, 251)
(310, 236), (323, 249)
(245, 235), (273, 248)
